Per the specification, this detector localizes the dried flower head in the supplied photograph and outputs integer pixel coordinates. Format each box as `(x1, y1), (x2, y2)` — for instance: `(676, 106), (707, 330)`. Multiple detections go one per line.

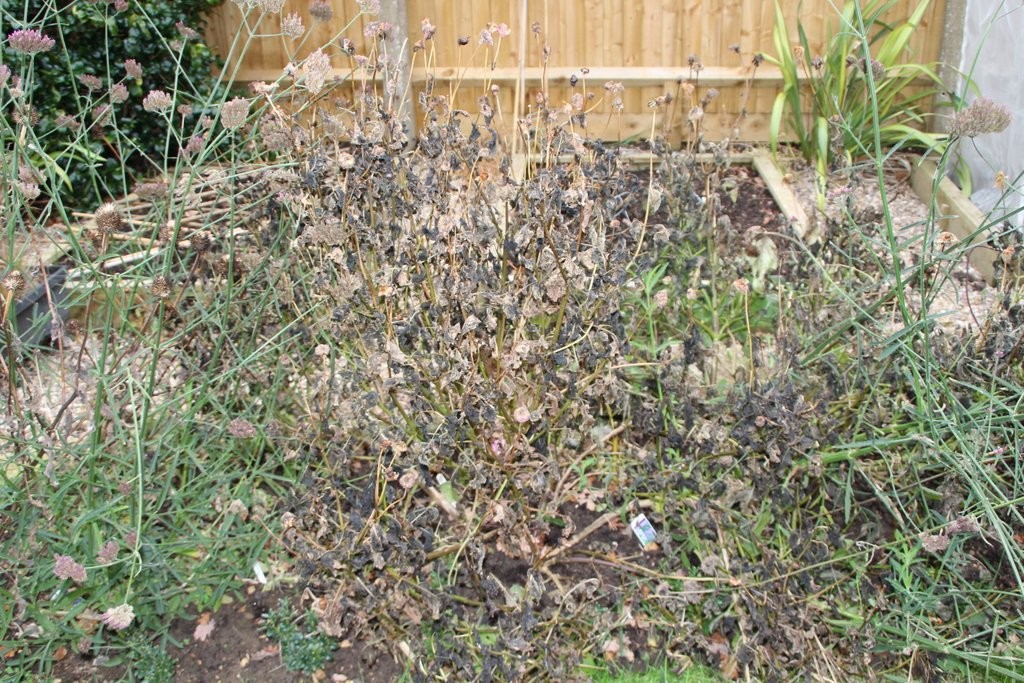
(421, 18), (436, 40)
(189, 230), (213, 253)
(310, 0), (333, 22)
(0, 64), (9, 88)
(935, 231), (958, 251)
(95, 203), (124, 233)
(110, 82), (129, 103)
(281, 12), (304, 38)
(7, 28), (56, 54)
(995, 170), (1008, 191)
(133, 181), (168, 199)
(302, 49), (332, 95)
(124, 58), (143, 78)
(358, 0), (380, 13)
(950, 97), (1012, 138)
(53, 555), (87, 583)
(96, 540), (119, 564)
(78, 74), (103, 91)
(143, 89), (174, 112)
(220, 97), (250, 130)
(364, 21), (393, 39)
(947, 515), (981, 535)
(18, 181), (40, 200)
(55, 113), (81, 130)
(228, 418), (257, 438)
(151, 275), (172, 299)
(100, 603), (135, 631)
(176, 21), (199, 40)
(920, 533), (950, 553)
(258, 0), (285, 14)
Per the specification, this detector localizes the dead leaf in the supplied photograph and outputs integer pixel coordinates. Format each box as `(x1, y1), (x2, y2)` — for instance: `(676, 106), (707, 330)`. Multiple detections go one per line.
(193, 613), (216, 641)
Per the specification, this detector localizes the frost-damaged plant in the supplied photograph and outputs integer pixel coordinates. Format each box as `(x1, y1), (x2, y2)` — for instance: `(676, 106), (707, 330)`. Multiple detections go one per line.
(769, 0), (949, 173)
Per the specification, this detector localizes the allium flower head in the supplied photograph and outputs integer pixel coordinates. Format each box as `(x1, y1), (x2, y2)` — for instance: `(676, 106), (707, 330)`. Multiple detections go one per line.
(281, 12), (304, 38)
(96, 539), (120, 564)
(7, 28), (56, 54)
(310, 0), (333, 23)
(950, 97), (1012, 138)
(358, 0), (380, 13)
(143, 90), (173, 112)
(175, 21), (199, 40)
(0, 64), (9, 88)
(53, 554), (87, 583)
(258, 0), (285, 13)
(220, 97), (251, 130)
(78, 74), (103, 91)
(110, 83), (129, 103)
(124, 59), (143, 78)
(100, 603), (135, 630)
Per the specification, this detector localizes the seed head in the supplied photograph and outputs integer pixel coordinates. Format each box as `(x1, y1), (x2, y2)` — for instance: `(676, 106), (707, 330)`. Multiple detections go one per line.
(189, 230), (213, 253)
(53, 555), (87, 583)
(143, 89), (174, 112)
(310, 0), (333, 23)
(95, 203), (124, 233)
(257, 0), (285, 13)
(175, 21), (199, 40)
(281, 12), (304, 38)
(220, 97), (251, 130)
(110, 83), (129, 103)
(935, 231), (958, 251)
(950, 97), (1012, 138)
(124, 58), (143, 78)
(100, 603), (135, 631)
(7, 28), (56, 54)
(302, 49), (332, 95)
(2, 270), (27, 296)
(150, 275), (172, 299)
(78, 74), (103, 91)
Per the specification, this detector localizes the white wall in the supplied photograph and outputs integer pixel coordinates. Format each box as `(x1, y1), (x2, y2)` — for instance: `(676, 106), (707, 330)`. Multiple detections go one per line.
(958, 0), (1024, 224)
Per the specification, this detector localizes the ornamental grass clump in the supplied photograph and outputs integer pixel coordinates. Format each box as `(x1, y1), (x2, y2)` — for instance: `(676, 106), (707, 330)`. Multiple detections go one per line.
(769, 0), (949, 170)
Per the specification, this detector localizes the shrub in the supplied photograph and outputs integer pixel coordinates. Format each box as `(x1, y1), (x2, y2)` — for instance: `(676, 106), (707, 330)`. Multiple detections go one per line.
(0, 0), (225, 208)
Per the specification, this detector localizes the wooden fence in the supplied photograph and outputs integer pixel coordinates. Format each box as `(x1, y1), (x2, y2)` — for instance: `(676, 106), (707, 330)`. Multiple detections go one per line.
(203, 0), (949, 143)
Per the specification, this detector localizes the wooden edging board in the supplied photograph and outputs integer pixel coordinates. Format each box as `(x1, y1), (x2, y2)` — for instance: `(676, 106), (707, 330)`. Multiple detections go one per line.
(908, 156), (993, 283)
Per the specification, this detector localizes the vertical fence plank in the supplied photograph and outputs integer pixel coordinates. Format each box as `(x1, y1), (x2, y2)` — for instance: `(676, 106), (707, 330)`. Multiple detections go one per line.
(203, 0), (951, 142)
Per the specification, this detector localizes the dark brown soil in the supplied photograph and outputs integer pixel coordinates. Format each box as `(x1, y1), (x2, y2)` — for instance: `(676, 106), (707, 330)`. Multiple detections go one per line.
(49, 588), (401, 682)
